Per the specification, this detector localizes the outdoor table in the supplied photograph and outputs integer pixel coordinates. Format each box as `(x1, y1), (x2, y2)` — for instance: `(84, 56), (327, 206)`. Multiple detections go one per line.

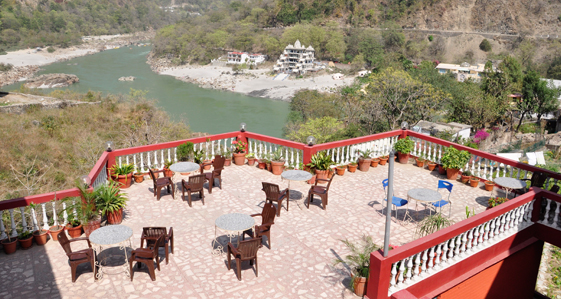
(407, 188), (443, 220)
(89, 225), (133, 279)
(212, 213), (255, 255)
(493, 177), (526, 199)
(169, 162), (200, 197)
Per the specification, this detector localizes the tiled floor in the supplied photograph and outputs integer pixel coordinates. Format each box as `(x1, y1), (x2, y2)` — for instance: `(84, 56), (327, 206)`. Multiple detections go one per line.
(0, 161), (495, 299)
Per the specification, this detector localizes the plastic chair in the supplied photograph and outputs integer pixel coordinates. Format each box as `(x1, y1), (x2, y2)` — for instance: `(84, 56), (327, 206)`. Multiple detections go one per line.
(382, 179), (409, 222)
(431, 180), (453, 217)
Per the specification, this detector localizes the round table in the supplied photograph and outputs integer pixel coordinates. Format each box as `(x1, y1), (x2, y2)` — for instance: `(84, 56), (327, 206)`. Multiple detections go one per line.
(407, 188), (443, 220)
(213, 213), (255, 255)
(89, 225), (133, 279)
(281, 170), (312, 205)
(493, 177), (526, 198)
(169, 162), (200, 174)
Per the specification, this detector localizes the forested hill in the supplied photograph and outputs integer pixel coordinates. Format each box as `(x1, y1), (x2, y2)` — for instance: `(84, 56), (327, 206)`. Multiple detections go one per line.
(0, 0), (184, 52)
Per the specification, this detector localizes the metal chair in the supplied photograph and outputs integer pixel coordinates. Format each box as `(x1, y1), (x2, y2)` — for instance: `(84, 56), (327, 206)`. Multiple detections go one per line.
(382, 179), (409, 221)
(431, 180), (453, 217)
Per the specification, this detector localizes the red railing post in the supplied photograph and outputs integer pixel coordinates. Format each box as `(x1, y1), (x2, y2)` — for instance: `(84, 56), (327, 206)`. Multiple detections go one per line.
(366, 250), (392, 299)
(237, 132), (248, 153)
(107, 151), (116, 177)
(399, 128), (407, 140)
(303, 145), (315, 166)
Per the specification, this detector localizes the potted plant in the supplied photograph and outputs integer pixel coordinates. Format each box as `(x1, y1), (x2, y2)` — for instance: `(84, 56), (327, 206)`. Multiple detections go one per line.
(29, 203), (48, 245)
(440, 146), (471, 180)
(348, 162), (358, 172)
(484, 180), (495, 191)
(394, 137), (414, 164)
(231, 140), (247, 165)
(270, 147), (285, 175)
(334, 235), (378, 297)
(193, 149), (206, 169)
(488, 197), (508, 209)
(133, 172), (144, 183)
(428, 161), (437, 171)
(1, 234), (17, 254)
(110, 163), (135, 188)
(357, 149), (373, 172)
(223, 148), (232, 166)
(18, 230), (33, 249)
(73, 181), (102, 237)
(469, 176), (480, 188)
(336, 165), (346, 176)
(438, 164), (447, 175)
(257, 154), (268, 169)
(379, 155), (389, 165)
(49, 213), (65, 242)
(307, 152), (334, 181)
(371, 158), (380, 167)
(246, 153), (256, 166)
(415, 155), (426, 168)
(461, 170), (472, 184)
(177, 141), (194, 162)
(307, 168), (317, 184)
(96, 181), (128, 225)
(65, 214), (83, 238)
(163, 160), (174, 177)
(416, 213), (454, 237)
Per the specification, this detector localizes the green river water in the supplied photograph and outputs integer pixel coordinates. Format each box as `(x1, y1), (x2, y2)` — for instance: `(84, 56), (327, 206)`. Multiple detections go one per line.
(4, 46), (289, 137)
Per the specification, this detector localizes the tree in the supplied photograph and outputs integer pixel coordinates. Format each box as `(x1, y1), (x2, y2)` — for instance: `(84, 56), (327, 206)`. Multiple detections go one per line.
(286, 117), (343, 144)
(546, 56), (561, 80)
(516, 71), (560, 131)
(479, 39), (492, 52)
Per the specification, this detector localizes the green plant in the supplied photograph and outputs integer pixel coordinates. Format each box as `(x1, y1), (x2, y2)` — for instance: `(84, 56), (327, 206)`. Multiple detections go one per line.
(65, 180), (100, 224)
(440, 146), (471, 170)
(246, 153), (255, 158)
(394, 137), (414, 154)
(307, 151), (334, 171)
(271, 147), (285, 162)
(18, 230), (32, 239)
(416, 154), (426, 162)
(465, 206), (476, 219)
(231, 140), (247, 153)
(428, 35), (433, 42)
(334, 235), (379, 284)
(479, 39), (492, 52)
(47, 47), (56, 53)
(193, 149), (205, 164)
(358, 149), (373, 158)
(111, 163), (134, 175)
(164, 159), (173, 169)
(488, 197), (508, 208)
(462, 170), (472, 176)
(177, 142), (194, 161)
(95, 181), (128, 215)
(417, 213), (454, 237)
(67, 213), (80, 226)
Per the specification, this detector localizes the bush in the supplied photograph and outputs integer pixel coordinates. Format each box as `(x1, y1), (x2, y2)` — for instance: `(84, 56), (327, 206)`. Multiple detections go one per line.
(47, 47), (56, 53)
(518, 122), (537, 134)
(479, 39), (492, 52)
(428, 35), (433, 42)
(0, 63), (13, 72)
(393, 136), (414, 154)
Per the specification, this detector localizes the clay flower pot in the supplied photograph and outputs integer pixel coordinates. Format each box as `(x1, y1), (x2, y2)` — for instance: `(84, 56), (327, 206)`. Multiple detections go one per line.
(438, 165), (446, 175)
(150, 169), (159, 179)
(397, 152), (410, 164)
(18, 236), (33, 250)
(271, 161), (285, 175)
(224, 157), (232, 166)
(327, 168), (334, 179)
(446, 168), (461, 180)
(470, 177), (480, 188)
(428, 162), (437, 171)
(348, 163), (358, 173)
(416, 158), (425, 168)
(1, 238), (17, 254)
(485, 181), (495, 191)
(315, 169), (329, 181)
(352, 275), (367, 297)
(379, 157), (388, 165)
(266, 162), (272, 171)
(233, 152), (246, 165)
(336, 166), (346, 176)
(461, 174), (471, 184)
(83, 218), (101, 237)
(358, 157), (371, 172)
(66, 224), (83, 238)
(49, 225), (65, 242)
(371, 158), (380, 167)
(257, 160), (266, 169)
(106, 208), (124, 225)
(33, 229), (48, 245)
(112, 173), (133, 189)
(247, 157), (256, 166)
(163, 167), (174, 178)
(133, 173), (144, 183)
(307, 174), (317, 184)
(203, 160), (212, 170)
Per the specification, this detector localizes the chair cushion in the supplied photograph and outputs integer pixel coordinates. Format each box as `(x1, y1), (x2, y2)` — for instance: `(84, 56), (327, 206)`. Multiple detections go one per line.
(431, 200), (449, 208)
(391, 196), (408, 207)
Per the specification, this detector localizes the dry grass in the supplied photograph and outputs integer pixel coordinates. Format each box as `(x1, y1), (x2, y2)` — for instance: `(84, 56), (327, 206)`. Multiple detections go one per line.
(0, 90), (191, 200)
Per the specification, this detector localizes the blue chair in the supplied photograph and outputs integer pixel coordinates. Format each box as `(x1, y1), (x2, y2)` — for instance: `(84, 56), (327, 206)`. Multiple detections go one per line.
(382, 179), (409, 222)
(431, 180), (453, 217)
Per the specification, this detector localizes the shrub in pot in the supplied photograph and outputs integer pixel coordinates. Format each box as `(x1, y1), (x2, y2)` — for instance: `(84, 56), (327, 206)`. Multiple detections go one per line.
(231, 140), (247, 165)
(416, 155), (426, 168)
(484, 181), (495, 191)
(270, 147), (285, 175)
(110, 163), (135, 188)
(1, 235), (17, 254)
(461, 170), (472, 184)
(246, 153), (256, 166)
(469, 176), (480, 188)
(133, 172), (144, 183)
(163, 159), (174, 178)
(307, 152), (334, 181)
(379, 156), (389, 165)
(428, 161), (437, 171)
(357, 149), (373, 172)
(65, 214), (83, 238)
(438, 164), (446, 175)
(95, 181), (128, 225)
(371, 158), (380, 167)
(177, 141), (194, 162)
(348, 162), (358, 173)
(221, 148), (232, 166)
(66, 181), (102, 237)
(334, 235), (379, 297)
(336, 165), (346, 176)
(440, 146), (471, 180)
(394, 137), (414, 164)
(18, 230), (33, 249)
(49, 224), (65, 241)
(28, 202), (49, 245)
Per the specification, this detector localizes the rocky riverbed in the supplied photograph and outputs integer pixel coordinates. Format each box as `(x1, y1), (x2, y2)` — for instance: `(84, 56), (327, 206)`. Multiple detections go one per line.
(24, 74), (79, 89)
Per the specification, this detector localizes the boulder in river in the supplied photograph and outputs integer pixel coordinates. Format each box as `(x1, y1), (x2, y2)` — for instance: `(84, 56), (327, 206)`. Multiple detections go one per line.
(24, 74), (79, 89)
(118, 76), (135, 81)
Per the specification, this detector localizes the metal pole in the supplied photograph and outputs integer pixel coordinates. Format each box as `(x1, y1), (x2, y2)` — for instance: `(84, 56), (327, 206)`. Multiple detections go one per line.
(383, 150), (395, 257)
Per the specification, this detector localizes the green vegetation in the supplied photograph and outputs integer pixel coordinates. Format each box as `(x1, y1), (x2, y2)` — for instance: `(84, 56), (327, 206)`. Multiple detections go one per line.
(334, 235), (378, 283)
(440, 146), (471, 170)
(479, 39), (492, 52)
(428, 35), (433, 42)
(0, 62), (13, 72)
(416, 213), (454, 237)
(394, 137), (414, 154)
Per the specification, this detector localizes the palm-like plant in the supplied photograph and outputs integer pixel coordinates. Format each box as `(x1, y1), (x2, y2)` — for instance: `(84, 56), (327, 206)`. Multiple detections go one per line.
(334, 235), (379, 279)
(95, 181), (128, 215)
(416, 213), (454, 237)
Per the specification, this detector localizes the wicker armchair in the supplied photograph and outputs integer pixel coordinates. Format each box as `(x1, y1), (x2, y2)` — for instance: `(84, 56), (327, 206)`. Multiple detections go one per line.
(227, 237), (262, 280)
(182, 174), (205, 207)
(140, 227), (174, 264)
(130, 234), (164, 281)
(307, 176), (334, 210)
(57, 232), (96, 282)
(148, 168), (175, 200)
(242, 203), (276, 249)
(262, 182), (289, 216)
(202, 155), (225, 193)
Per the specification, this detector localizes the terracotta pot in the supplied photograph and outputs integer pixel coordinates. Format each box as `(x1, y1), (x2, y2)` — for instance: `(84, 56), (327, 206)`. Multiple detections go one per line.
(315, 169), (329, 181)
(106, 208), (123, 225)
(266, 162), (271, 171)
(270, 161), (284, 175)
(247, 157), (256, 166)
(336, 166), (346, 176)
(307, 174), (317, 184)
(112, 173), (133, 189)
(203, 160), (212, 170)
(352, 275), (367, 297)
(379, 157), (388, 165)
(1, 238), (17, 254)
(327, 169), (334, 179)
(18, 236), (33, 249)
(233, 152), (246, 165)
(446, 168), (461, 180)
(150, 169), (159, 179)
(224, 157), (232, 166)
(163, 167), (174, 178)
(438, 165), (446, 175)
(371, 158), (380, 167)
(257, 160), (266, 169)
(358, 158), (371, 172)
(348, 164), (358, 173)
(461, 174), (471, 184)
(66, 224), (83, 238)
(180, 172), (191, 175)
(33, 230), (48, 245)
(484, 181), (495, 191)
(49, 225), (65, 242)
(470, 178), (480, 188)
(416, 159), (425, 168)
(397, 152), (410, 164)
(83, 218), (101, 237)
(428, 162), (437, 171)
(133, 173), (144, 183)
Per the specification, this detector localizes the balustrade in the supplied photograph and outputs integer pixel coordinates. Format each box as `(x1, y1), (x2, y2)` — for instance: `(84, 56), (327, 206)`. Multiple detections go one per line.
(320, 136), (398, 165)
(247, 138), (303, 168)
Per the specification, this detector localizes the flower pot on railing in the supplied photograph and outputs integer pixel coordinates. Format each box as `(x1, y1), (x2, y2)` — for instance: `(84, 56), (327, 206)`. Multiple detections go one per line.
(428, 162), (437, 171)
(470, 177), (480, 188)
(415, 158), (425, 168)
(233, 152), (246, 165)
(66, 223), (83, 238)
(49, 225), (65, 242)
(446, 168), (460, 180)
(348, 163), (358, 173)
(247, 157), (256, 166)
(461, 174), (471, 184)
(397, 152), (410, 164)
(336, 166), (346, 176)
(327, 168), (334, 179)
(485, 181), (495, 191)
(33, 229), (48, 245)
(371, 158), (380, 167)
(358, 157), (371, 172)
(379, 156), (388, 165)
(1, 238), (17, 254)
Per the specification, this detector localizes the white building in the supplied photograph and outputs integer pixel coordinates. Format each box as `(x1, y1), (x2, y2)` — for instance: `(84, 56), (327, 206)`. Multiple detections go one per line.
(435, 62), (493, 82)
(273, 40), (316, 74)
(413, 120), (472, 140)
(227, 52), (266, 65)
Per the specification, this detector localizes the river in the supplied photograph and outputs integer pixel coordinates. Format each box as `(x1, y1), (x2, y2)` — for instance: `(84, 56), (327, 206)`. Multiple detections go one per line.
(3, 46), (290, 138)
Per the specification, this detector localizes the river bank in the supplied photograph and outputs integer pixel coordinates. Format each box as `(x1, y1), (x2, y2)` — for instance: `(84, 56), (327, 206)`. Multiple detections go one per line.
(0, 31), (155, 87)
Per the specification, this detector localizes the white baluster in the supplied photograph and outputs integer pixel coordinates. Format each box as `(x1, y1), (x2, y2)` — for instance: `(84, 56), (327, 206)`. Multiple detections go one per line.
(466, 229), (474, 252)
(448, 237), (456, 261)
(434, 244), (442, 270)
(73, 199), (77, 218)
(174, 147), (177, 162)
(126, 155), (129, 166)
(19, 207), (28, 233)
(390, 262), (398, 289)
(421, 249), (428, 273)
(441, 240), (448, 265)
(161, 149), (165, 166)
(478, 225), (484, 245)
(541, 199), (551, 225)
(30, 206), (39, 232)
(147, 151), (152, 169)
(525, 200), (534, 223)
(397, 259), (405, 285)
(118, 156), (122, 167)
(472, 227), (479, 250)
(0, 211), (6, 239)
(494, 217), (502, 238)
(504, 211), (511, 231)
(51, 201), (58, 226)
(133, 155), (137, 173)
(500, 214), (507, 235)
(9, 209), (17, 237)
(483, 159), (488, 180)
(483, 222), (490, 244)
(427, 246), (435, 272)
(551, 203), (560, 228)
(41, 203), (49, 230)
(489, 218), (496, 240)
(62, 202), (68, 225)
(140, 154), (145, 172)
(412, 253), (421, 281)
(460, 232), (468, 256)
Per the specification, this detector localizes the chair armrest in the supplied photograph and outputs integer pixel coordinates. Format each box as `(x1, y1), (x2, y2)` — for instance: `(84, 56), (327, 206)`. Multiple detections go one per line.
(317, 178), (330, 183)
(261, 221), (274, 227)
(250, 213), (262, 218)
(133, 248), (155, 258)
(227, 242), (240, 256)
(201, 161), (212, 167)
(280, 189), (289, 196)
(69, 237), (91, 247)
(168, 227), (173, 239)
(152, 169), (165, 174)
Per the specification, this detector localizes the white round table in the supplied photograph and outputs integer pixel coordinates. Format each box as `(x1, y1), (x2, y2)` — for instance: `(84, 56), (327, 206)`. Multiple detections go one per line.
(169, 162), (200, 173)
(212, 213), (255, 255)
(281, 170), (312, 206)
(89, 225), (133, 279)
(493, 177), (526, 198)
(407, 188), (443, 220)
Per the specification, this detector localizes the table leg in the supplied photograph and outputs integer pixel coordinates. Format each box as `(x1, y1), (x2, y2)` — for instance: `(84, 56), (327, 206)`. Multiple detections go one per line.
(94, 245), (104, 280)
(121, 239), (131, 277)
(212, 225), (223, 255)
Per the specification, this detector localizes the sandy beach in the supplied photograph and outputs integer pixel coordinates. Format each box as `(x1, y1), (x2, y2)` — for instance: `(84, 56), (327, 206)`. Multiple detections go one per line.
(158, 64), (356, 101)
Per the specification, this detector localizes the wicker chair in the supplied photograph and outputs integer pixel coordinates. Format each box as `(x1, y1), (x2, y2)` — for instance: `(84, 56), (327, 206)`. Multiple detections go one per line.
(262, 182), (289, 216)
(202, 155), (225, 194)
(242, 203), (276, 249)
(57, 232), (96, 282)
(140, 227), (174, 264)
(182, 174), (205, 207)
(307, 176), (334, 210)
(148, 168), (175, 200)
(130, 234), (164, 281)
(227, 237), (262, 281)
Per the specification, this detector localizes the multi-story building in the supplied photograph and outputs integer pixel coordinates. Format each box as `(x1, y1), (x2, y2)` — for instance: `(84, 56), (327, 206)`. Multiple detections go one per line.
(273, 40), (316, 74)
(227, 52), (266, 65)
